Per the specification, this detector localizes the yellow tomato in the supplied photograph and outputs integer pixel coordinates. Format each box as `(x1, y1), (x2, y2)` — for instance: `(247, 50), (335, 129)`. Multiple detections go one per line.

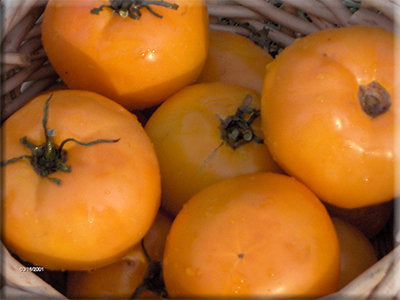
(67, 211), (172, 298)
(2, 90), (160, 270)
(261, 26), (396, 209)
(332, 217), (377, 289)
(41, 0), (209, 110)
(163, 172), (340, 297)
(145, 82), (281, 215)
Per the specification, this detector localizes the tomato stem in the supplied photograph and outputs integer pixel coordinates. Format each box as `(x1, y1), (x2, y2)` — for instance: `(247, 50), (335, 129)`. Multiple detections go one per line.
(1, 95), (119, 185)
(130, 239), (169, 299)
(218, 95), (264, 150)
(358, 81), (391, 118)
(91, 0), (179, 20)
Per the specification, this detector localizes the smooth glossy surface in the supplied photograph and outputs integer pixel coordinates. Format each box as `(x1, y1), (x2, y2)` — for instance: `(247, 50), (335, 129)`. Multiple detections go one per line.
(261, 26), (395, 209)
(3, 90), (160, 270)
(67, 211), (171, 298)
(145, 82), (281, 215)
(163, 172), (340, 297)
(41, 0), (209, 110)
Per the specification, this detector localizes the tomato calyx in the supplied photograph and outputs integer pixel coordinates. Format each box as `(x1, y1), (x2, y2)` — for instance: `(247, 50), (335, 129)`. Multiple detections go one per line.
(91, 0), (179, 20)
(131, 239), (169, 299)
(358, 81), (391, 118)
(1, 95), (120, 185)
(218, 95), (264, 150)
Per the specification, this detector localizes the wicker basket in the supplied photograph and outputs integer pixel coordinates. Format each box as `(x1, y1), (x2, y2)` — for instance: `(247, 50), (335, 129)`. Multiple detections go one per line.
(1, 0), (399, 298)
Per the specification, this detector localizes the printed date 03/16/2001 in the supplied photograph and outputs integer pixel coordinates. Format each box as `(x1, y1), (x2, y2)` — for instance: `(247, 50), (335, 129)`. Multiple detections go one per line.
(18, 266), (44, 272)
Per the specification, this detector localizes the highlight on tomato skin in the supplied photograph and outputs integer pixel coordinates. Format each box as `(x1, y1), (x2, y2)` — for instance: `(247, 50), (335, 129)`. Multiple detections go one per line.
(145, 82), (282, 216)
(162, 172), (340, 298)
(261, 26), (396, 210)
(66, 211), (172, 298)
(2, 90), (161, 271)
(41, 0), (210, 110)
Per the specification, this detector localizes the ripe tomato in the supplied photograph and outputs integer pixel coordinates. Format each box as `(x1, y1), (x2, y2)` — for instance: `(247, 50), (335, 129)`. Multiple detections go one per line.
(332, 217), (377, 289)
(67, 211), (172, 298)
(145, 82), (281, 215)
(41, 0), (209, 110)
(197, 30), (273, 93)
(2, 90), (160, 270)
(261, 26), (395, 209)
(163, 172), (340, 297)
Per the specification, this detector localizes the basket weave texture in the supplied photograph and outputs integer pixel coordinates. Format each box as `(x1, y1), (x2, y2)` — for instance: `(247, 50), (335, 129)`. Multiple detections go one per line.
(1, 0), (400, 299)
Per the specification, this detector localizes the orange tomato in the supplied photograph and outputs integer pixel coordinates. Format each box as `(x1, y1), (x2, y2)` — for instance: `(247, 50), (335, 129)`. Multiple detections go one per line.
(67, 211), (172, 298)
(163, 172), (340, 297)
(145, 82), (281, 215)
(197, 30), (273, 93)
(2, 90), (160, 270)
(261, 26), (396, 209)
(41, 0), (209, 110)
(332, 217), (377, 289)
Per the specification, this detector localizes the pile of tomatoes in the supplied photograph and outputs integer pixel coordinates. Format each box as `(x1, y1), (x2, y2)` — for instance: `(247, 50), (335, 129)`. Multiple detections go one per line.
(2, 0), (396, 298)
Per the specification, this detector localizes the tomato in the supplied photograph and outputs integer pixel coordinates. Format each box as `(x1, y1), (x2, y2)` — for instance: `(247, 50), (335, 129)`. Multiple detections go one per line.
(163, 172), (340, 297)
(41, 0), (209, 110)
(197, 30), (273, 93)
(261, 26), (396, 209)
(66, 211), (172, 298)
(332, 217), (377, 289)
(145, 82), (281, 215)
(2, 90), (160, 270)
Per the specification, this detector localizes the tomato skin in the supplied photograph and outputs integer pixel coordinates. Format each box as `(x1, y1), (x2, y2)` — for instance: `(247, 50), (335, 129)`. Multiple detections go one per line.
(197, 30), (273, 93)
(145, 82), (281, 215)
(41, 0), (209, 110)
(261, 26), (395, 209)
(163, 172), (340, 297)
(332, 217), (377, 289)
(67, 211), (172, 298)
(3, 90), (160, 270)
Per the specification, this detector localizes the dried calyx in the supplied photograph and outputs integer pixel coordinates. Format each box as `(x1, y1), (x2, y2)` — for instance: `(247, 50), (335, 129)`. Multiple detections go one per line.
(1, 95), (119, 185)
(91, 0), (179, 20)
(218, 95), (264, 150)
(130, 239), (169, 299)
(358, 81), (391, 118)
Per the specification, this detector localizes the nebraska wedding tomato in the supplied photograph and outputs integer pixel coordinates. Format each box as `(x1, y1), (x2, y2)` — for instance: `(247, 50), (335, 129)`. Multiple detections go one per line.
(2, 90), (160, 270)
(163, 172), (340, 297)
(332, 217), (377, 289)
(261, 26), (396, 209)
(41, 0), (209, 110)
(197, 30), (273, 93)
(145, 82), (281, 215)
(67, 211), (172, 298)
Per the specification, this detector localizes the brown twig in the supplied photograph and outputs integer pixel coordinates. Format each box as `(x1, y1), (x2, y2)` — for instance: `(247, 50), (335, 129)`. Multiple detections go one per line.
(307, 14), (336, 30)
(2, 59), (46, 96)
(19, 37), (42, 57)
(2, 77), (58, 122)
(1, 53), (30, 67)
(207, 3), (265, 20)
(233, 0), (319, 35)
(361, 0), (399, 20)
(319, 0), (352, 27)
(348, 8), (395, 32)
(240, 19), (295, 47)
(281, 0), (340, 25)
(209, 23), (252, 36)
(25, 23), (42, 40)
(2, 5), (45, 52)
